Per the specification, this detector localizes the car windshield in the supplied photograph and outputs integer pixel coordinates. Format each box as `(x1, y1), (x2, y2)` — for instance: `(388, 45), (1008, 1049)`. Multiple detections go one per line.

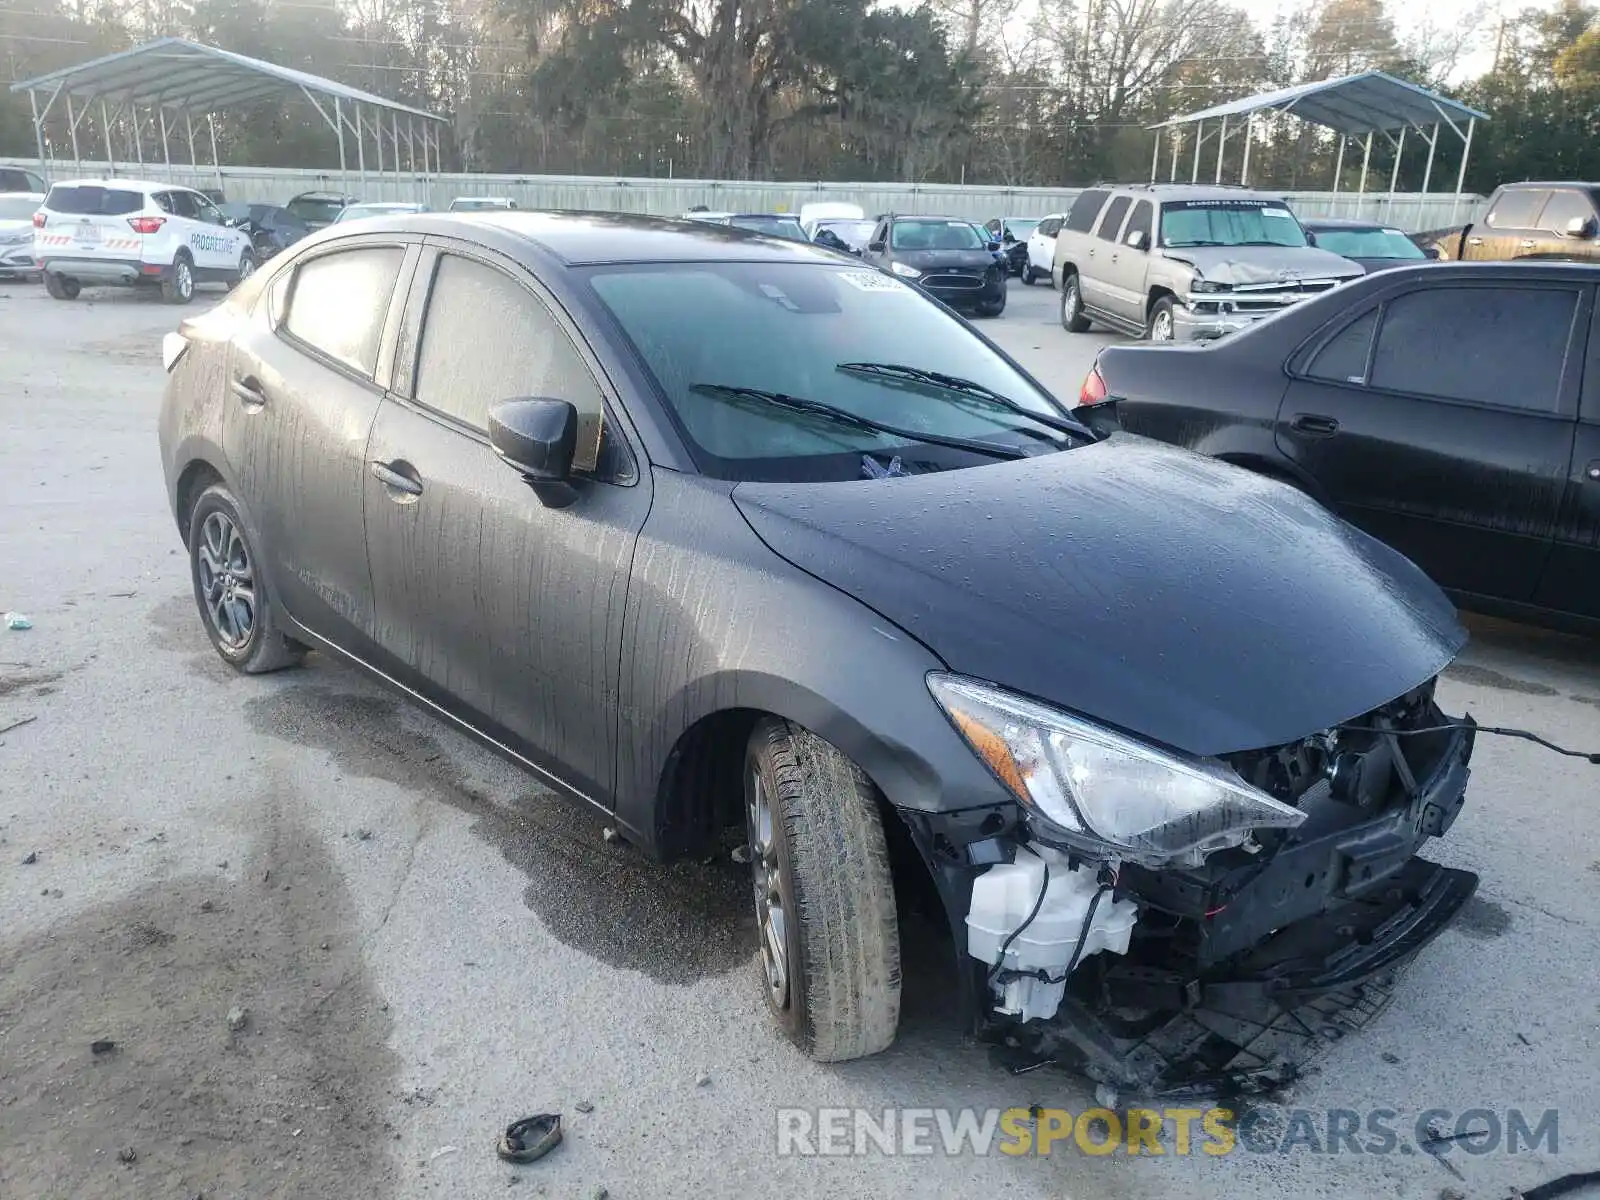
(891, 219), (986, 251)
(728, 215), (807, 240)
(0, 196), (39, 220)
(1308, 225), (1425, 260)
(286, 196), (347, 222)
(1160, 201), (1307, 248)
(588, 261), (1082, 481)
(1003, 219), (1039, 238)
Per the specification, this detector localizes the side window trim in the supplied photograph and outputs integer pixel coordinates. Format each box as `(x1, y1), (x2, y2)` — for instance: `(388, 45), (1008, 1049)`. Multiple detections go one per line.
(275, 239), (417, 392)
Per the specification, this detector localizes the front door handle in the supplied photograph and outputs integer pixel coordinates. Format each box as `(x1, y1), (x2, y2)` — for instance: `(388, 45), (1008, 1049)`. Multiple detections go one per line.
(1520, 239), (1537, 249)
(1291, 413), (1341, 437)
(1467, 236), (1484, 246)
(230, 376), (266, 408)
(370, 460), (423, 497)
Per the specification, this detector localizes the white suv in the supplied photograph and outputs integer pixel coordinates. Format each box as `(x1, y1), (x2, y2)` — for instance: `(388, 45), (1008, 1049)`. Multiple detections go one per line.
(35, 179), (257, 303)
(1022, 213), (1065, 286)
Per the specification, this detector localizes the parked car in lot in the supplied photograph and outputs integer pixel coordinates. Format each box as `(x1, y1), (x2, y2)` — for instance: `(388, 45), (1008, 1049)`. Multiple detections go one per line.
(1021, 212), (1064, 286)
(217, 203), (312, 260)
(1077, 261), (1600, 634)
(864, 214), (1008, 316)
(1415, 181), (1600, 264)
(983, 216), (1039, 277)
(0, 192), (44, 279)
(448, 196), (519, 212)
(159, 211), (1479, 1089)
(1303, 217), (1435, 273)
(683, 211), (809, 241)
(809, 217), (875, 255)
(798, 202), (865, 238)
(1054, 184), (1364, 341)
(284, 190), (356, 230)
(0, 166), (48, 194)
(36, 179), (257, 303)
(335, 201), (430, 223)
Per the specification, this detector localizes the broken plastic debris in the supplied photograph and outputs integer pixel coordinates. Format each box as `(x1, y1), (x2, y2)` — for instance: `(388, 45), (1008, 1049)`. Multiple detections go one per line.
(497, 1115), (562, 1164)
(429, 1145), (460, 1162)
(90, 1039), (117, 1056)
(3, 612), (32, 630)
(226, 1006), (250, 1032)
(861, 454), (915, 479)
(574, 1100), (594, 1114)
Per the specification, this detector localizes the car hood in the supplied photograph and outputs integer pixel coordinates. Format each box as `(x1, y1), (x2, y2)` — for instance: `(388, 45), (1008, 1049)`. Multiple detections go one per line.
(1161, 244), (1364, 284)
(732, 435), (1464, 757)
(896, 249), (998, 270)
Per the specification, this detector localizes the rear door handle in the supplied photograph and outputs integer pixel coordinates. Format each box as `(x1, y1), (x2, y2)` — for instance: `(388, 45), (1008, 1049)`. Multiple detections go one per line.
(230, 376), (266, 408)
(1291, 413), (1340, 436)
(370, 459), (423, 497)
(1467, 236), (1483, 246)
(1520, 239), (1537, 248)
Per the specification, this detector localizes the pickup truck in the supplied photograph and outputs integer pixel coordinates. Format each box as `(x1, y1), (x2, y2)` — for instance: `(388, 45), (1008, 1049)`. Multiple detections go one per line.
(1415, 181), (1600, 263)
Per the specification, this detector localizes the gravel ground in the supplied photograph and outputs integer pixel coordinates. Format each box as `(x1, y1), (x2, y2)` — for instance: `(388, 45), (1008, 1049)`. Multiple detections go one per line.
(1, 274), (1597, 1200)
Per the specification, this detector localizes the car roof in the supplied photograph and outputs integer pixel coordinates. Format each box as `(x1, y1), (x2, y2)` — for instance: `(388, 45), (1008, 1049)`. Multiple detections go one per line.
(1498, 181), (1600, 190)
(359, 210), (859, 265)
(1301, 217), (1392, 229)
(46, 178), (185, 193)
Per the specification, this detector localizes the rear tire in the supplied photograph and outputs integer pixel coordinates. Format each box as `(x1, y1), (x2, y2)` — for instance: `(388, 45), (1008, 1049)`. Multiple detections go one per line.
(45, 273), (80, 301)
(162, 253), (195, 305)
(187, 484), (305, 674)
(1021, 266), (1036, 286)
(1060, 272), (1090, 332)
(744, 719), (901, 1062)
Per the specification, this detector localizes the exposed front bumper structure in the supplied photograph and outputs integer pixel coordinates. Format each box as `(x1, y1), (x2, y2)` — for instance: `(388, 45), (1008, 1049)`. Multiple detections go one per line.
(900, 688), (1477, 1096)
(1174, 280), (1347, 341)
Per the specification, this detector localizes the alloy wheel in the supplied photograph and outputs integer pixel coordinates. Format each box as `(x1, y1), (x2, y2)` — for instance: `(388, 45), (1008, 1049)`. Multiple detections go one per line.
(196, 510), (255, 650)
(746, 770), (789, 1008)
(1150, 308), (1174, 342)
(176, 259), (193, 300)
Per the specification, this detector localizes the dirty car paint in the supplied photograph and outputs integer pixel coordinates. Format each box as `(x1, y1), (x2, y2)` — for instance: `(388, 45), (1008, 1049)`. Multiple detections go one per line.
(734, 433), (1466, 757)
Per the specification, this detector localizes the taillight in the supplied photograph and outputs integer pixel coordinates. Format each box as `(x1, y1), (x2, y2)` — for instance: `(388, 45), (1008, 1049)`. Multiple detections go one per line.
(32, 211), (45, 228)
(128, 216), (166, 234)
(1078, 364), (1109, 407)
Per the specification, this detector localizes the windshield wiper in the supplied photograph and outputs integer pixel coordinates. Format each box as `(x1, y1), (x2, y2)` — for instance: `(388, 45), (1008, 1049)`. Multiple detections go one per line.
(1164, 239), (1228, 247)
(835, 362), (1089, 443)
(687, 383), (1027, 460)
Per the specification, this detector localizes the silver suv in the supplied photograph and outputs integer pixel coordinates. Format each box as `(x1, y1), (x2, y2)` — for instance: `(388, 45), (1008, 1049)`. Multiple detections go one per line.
(1052, 185), (1364, 342)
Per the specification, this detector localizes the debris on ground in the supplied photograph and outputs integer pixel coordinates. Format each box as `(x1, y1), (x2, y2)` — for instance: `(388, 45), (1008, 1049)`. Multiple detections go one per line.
(1439, 1187), (1466, 1200)
(1, 715), (39, 737)
(199, 900), (216, 913)
(601, 827), (620, 843)
(354, 828), (373, 842)
(21, 850), (38, 865)
(496, 1115), (562, 1164)
(1516, 1171), (1600, 1200)
(116, 1147), (136, 1164)
(574, 1100), (594, 1114)
(695, 1073), (711, 1088)
(1382, 1052), (1401, 1064)
(3, 612), (32, 631)
(592, 1188), (609, 1200)
(730, 845), (752, 864)
(226, 1006), (250, 1032)
(90, 1040), (117, 1056)
(428, 1145), (460, 1162)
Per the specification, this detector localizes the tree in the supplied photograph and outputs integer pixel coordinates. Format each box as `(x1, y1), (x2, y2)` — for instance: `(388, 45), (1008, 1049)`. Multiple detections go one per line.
(1303, 0), (1401, 78)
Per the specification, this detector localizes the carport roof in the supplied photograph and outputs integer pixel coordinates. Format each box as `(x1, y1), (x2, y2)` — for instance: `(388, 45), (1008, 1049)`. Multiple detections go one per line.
(8, 36), (445, 122)
(1153, 71), (1487, 136)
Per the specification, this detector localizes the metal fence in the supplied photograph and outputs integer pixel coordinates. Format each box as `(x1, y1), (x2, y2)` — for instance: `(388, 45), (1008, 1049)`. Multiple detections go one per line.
(2, 157), (1488, 231)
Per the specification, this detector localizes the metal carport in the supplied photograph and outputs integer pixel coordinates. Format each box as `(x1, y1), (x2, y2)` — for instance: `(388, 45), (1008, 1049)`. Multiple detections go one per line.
(10, 37), (448, 193)
(1150, 71), (1489, 224)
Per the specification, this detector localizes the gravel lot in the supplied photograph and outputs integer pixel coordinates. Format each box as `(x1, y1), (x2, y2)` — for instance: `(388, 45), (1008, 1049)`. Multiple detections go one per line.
(1, 274), (1597, 1200)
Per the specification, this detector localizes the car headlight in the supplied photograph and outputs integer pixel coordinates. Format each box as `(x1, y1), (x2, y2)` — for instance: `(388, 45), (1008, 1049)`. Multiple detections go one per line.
(890, 261), (922, 279)
(1191, 278), (1230, 294)
(928, 673), (1305, 867)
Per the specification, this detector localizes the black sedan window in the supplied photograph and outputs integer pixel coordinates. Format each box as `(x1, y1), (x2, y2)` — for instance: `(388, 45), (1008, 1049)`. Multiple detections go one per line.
(890, 220), (985, 250)
(589, 262), (1078, 480)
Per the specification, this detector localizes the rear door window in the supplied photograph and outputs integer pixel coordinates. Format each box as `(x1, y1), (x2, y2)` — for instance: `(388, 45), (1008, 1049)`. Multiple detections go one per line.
(1485, 189), (1547, 230)
(1125, 200), (1154, 247)
(1305, 309), (1379, 384)
(282, 246), (405, 378)
(1065, 190), (1109, 233)
(1368, 286), (1578, 412)
(45, 184), (143, 215)
(1095, 197), (1131, 243)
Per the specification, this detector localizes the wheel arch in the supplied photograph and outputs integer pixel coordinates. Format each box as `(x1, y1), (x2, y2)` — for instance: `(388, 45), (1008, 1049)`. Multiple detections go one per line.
(1146, 283), (1176, 315)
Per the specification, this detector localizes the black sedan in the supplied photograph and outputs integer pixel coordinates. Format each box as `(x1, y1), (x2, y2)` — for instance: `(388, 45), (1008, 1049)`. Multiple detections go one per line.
(863, 214), (1007, 316)
(1078, 260), (1600, 634)
(158, 213), (1477, 1090)
(1302, 217), (1437, 273)
(217, 203), (312, 259)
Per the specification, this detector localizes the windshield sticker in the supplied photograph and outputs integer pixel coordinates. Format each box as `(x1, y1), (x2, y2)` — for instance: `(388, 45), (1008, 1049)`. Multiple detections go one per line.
(1382, 228), (1406, 236)
(1261, 208), (1295, 218)
(758, 282), (801, 311)
(1168, 199), (1272, 209)
(838, 270), (911, 293)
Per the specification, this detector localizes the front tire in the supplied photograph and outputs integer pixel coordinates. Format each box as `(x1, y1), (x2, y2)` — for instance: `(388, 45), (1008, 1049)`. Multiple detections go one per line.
(1021, 266), (1036, 286)
(45, 273), (80, 301)
(744, 719), (901, 1062)
(162, 253), (195, 305)
(188, 484), (305, 674)
(1147, 296), (1176, 342)
(1060, 272), (1090, 332)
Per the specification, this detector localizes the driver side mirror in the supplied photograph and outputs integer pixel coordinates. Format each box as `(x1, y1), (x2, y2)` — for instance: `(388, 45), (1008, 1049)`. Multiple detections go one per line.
(1125, 230), (1149, 251)
(1424, 245), (1441, 260)
(867, 240), (885, 253)
(489, 398), (577, 483)
(1565, 215), (1596, 238)
(1302, 230), (1317, 246)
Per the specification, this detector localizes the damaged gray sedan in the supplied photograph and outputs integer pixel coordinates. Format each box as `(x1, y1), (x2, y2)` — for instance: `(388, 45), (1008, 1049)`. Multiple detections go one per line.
(157, 212), (1477, 1094)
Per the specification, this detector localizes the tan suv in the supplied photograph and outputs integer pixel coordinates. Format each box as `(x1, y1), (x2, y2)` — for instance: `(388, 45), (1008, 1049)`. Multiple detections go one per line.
(1052, 185), (1364, 342)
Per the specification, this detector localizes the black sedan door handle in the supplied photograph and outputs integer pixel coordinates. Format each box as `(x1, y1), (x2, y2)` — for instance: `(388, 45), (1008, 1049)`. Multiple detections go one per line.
(370, 460), (423, 497)
(230, 376), (266, 408)
(1291, 413), (1340, 436)
(1586, 461), (1600, 482)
